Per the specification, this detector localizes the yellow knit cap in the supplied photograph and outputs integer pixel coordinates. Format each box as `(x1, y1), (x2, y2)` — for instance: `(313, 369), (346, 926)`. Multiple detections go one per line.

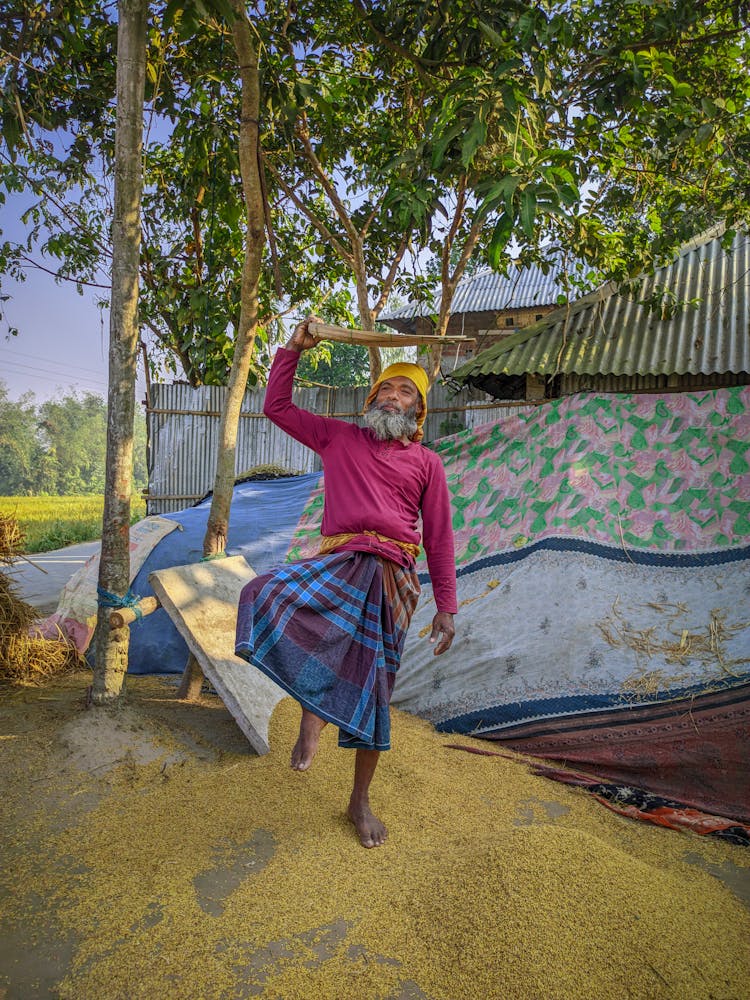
(364, 363), (429, 441)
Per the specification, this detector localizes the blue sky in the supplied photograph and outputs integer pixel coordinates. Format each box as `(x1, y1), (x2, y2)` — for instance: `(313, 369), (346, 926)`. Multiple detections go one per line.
(1, 176), (150, 403)
(1, 198), (149, 405)
(1, 266), (114, 401)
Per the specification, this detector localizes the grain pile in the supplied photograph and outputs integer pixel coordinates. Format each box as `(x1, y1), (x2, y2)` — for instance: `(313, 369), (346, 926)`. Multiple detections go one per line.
(0, 514), (81, 685)
(1, 674), (748, 1000)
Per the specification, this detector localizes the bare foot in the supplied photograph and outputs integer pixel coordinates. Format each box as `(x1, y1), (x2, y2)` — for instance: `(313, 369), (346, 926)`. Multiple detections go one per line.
(290, 710), (327, 771)
(347, 802), (388, 848)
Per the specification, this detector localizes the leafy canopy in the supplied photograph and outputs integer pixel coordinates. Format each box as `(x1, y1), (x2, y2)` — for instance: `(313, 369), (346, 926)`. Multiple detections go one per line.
(2, 0), (749, 385)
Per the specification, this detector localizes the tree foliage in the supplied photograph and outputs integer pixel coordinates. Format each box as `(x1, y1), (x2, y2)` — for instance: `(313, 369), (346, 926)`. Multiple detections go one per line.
(260, 1), (438, 362)
(1, 1), (397, 384)
(0, 384), (41, 494)
(295, 342), (372, 388)
(0, 382), (147, 495)
(360, 0), (750, 275)
(2, 1), (749, 385)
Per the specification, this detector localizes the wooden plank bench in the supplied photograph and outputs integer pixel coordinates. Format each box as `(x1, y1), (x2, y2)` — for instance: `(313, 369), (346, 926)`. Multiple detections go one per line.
(148, 556), (285, 754)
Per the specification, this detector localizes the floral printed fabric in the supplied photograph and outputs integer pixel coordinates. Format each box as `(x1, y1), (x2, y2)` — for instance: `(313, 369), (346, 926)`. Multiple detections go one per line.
(288, 386), (750, 566)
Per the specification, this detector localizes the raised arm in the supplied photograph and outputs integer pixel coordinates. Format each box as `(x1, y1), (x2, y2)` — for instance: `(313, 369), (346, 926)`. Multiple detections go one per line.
(264, 316), (333, 452)
(285, 316), (320, 353)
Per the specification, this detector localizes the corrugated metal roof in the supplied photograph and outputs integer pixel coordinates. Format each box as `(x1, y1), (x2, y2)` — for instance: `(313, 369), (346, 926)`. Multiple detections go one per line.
(452, 225), (750, 381)
(380, 258), (576, 321)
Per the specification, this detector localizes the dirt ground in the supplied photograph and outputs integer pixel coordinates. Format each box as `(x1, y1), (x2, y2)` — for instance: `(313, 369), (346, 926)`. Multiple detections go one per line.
(1, 671), (749, 1000)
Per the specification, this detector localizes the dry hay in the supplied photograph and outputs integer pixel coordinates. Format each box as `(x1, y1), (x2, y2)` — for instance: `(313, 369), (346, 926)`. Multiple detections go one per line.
(2, 677), (749, 1000)
(0, 514), (81, 686)
(0, 512), (25, 564)
(236, 464), (303, 480)
(1, 624), (82, 686)
(598, 598), (750, 690)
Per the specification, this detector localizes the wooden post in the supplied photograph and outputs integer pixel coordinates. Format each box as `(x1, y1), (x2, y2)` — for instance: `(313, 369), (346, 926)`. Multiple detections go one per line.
(176, 652), (205, 701)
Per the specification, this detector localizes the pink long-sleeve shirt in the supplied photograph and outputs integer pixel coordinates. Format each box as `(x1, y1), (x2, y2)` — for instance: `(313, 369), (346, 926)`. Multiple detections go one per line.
(264, 348), (458, 614)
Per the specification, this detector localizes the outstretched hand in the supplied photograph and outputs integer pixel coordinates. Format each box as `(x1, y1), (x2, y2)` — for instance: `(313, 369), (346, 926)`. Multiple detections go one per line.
(286, 314), (323, 353)
(429, 612), (455, 656)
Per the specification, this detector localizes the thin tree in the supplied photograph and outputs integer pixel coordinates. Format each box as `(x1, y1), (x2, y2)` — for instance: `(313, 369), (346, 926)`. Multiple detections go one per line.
(202, 3), (266, 558)
(90, 0), (148, 702)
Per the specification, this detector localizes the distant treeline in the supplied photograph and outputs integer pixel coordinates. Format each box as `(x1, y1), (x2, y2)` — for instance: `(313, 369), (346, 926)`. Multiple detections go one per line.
(0, 381), (147, 496)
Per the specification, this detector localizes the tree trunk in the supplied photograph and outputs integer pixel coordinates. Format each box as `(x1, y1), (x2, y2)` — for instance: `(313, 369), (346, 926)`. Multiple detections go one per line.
(91, 0), (148, 702)
(203, 5), (265, 557)
(426, 279), (456, 384)
(353, 267), (381, 382)
(427, 191), (484, 385)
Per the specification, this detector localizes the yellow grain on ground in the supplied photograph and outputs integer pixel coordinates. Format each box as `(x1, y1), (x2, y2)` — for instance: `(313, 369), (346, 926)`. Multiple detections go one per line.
(1, 673), (748, 1000)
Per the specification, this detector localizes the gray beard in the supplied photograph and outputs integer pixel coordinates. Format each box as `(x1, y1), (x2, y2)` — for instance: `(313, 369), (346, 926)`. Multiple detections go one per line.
(363, 402), (418, 442)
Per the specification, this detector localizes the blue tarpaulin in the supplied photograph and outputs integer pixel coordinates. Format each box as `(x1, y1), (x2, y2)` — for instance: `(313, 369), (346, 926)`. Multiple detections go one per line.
(126, 474), (321, 674)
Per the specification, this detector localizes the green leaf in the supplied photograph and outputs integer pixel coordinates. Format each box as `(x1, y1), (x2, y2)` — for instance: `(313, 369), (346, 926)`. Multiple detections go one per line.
(430, 121), (465, 170)
(501, 84), (518, 114)
(163, 0), (183, 29)
(476, 174), (520, 216)
(204, 0), (234, 19)
(487, 214), (514, 269)
(520, 188), (536, 238)
(557, 183), (579, 207)
(477, 21), (505, 48)
(461, 117), (487, 168)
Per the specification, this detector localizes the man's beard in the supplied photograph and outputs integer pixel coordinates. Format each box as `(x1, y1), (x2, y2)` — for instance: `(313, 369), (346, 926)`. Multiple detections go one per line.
(363, 402), (419, 441)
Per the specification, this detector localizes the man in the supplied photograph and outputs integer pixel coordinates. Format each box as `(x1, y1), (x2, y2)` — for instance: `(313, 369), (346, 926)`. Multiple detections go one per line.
(235, 316), (457, 848)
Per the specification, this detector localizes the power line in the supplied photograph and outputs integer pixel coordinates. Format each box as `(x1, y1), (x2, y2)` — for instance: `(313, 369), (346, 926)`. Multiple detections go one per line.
(0, 346), (108, 379)
(0, 356), (108, 388)
(2, 357), (146, 392)
(1, 359), (109, 393)
(2, 357), (107, 382)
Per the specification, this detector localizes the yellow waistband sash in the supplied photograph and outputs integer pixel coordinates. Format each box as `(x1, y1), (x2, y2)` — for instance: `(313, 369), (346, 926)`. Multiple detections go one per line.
(319, 531), (421, 562)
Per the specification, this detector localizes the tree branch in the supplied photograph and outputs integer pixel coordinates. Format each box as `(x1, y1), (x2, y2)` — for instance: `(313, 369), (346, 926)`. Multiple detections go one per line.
(350, 0), (441, 83)
(258, 145), (282, 297)
(263, 154), (355, 267)
(569, 21), (747, 97)
(360, 194), (384, 240)
(0, 150), (113, 261)
(139, 313), (197, 387)
(17, 254), (111, 289)
(441, 177), (467, 291)
(372, 228), (412, 316)
(296, 114), (361, 245)
(451, 211), (484, 287)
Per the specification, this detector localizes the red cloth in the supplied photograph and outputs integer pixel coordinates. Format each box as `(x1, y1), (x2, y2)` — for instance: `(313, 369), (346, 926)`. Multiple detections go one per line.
(445, 744), (750, 841)
(264, 348), (458, 613)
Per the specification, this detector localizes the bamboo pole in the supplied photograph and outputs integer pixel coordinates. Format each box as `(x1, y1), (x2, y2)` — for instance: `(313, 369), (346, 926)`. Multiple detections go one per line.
(307, 322), (475, 347)
(108, 596), (161, 629)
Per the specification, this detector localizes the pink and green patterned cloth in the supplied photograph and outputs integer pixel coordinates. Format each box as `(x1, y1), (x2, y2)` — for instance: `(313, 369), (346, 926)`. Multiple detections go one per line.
(290, 385), (750, 566)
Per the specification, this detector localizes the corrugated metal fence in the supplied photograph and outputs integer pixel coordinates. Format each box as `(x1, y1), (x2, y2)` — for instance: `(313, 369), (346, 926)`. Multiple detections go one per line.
(146, 382), (534, 513)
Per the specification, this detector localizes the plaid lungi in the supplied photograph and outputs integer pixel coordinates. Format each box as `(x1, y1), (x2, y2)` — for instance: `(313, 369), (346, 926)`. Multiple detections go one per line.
(235, 550), (420, 751)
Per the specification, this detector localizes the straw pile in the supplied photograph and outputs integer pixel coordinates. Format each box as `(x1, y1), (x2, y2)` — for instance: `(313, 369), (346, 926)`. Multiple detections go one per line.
(236, 464), (301, 480)
(0, 513), (81, 685)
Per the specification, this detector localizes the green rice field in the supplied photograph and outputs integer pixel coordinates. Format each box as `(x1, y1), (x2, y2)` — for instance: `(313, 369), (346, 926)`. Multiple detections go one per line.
(0, 496), (147, 554)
